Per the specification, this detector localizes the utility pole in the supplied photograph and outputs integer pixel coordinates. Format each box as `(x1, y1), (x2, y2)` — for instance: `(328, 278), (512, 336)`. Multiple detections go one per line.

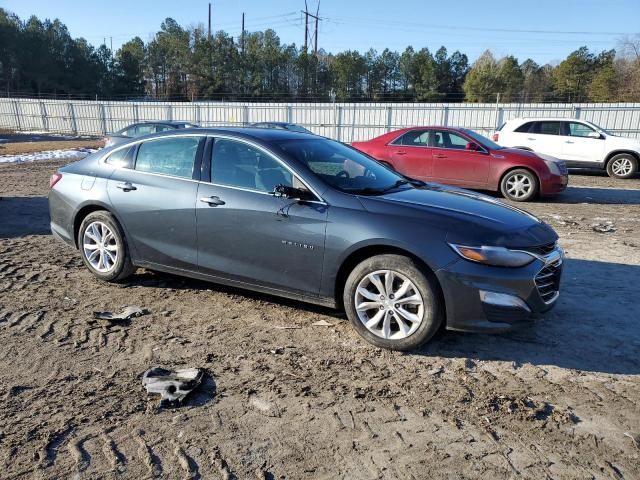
(301, 1), (321, 55)
(208, 3), (212, 39)
(241, 12), (245, 54)
(303, 1), (308, 52)
(314, 1), (319, 55)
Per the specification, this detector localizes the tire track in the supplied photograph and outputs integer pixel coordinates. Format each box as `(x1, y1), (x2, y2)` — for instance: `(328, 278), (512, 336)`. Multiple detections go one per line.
(135, 431), (162, 478)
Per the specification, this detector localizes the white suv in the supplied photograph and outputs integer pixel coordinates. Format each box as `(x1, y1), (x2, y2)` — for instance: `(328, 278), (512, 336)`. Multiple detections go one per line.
(493, 118), (639, 179)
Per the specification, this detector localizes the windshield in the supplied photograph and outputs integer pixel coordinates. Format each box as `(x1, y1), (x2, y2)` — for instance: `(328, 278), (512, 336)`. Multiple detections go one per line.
(275, 138), (413, 194)
(584, 121), (611, 135)
(462, 129), (504, 150)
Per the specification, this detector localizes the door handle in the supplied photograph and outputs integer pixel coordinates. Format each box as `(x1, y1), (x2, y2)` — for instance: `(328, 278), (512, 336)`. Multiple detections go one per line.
(527, 137), (536, 141)
(395, 150), (407, 155)
(116, 182), (136, 192)
(200, 196), (225, 206)
(434, 154), (447, 159)
(565, 140), (574, 144)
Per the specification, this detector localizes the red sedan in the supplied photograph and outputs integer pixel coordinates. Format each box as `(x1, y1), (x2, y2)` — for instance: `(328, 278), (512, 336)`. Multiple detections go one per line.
(351, 127), (568, 201)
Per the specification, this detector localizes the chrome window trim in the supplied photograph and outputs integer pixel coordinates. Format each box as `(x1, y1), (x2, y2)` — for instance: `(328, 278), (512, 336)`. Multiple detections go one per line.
(100, 132), (328, 204)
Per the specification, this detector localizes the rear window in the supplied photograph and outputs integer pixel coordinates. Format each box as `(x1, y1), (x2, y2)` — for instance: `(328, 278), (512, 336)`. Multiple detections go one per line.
(105, 146), (133, 168)
(515, 122), (534, 133)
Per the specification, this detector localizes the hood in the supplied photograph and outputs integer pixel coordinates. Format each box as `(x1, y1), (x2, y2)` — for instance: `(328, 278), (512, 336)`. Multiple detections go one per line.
(605, 134), (640, 149)
(358, 183), (558, 248)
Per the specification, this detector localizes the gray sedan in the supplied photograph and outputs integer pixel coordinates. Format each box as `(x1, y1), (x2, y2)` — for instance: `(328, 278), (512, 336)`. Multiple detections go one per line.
(48, 128), (563, 350)
(104, 121), (199, 147)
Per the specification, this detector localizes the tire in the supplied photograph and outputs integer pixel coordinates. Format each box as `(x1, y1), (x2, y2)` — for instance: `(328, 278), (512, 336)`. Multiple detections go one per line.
(343, 254), (443, 351)
(77, 211), (135, 282)
(500, 168), (539, 202)
(606, 154), (637, 179)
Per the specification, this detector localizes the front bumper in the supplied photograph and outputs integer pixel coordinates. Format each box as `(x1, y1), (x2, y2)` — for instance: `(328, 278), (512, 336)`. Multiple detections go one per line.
(540, 173), (568, 195)
(435, 247), (563, 333)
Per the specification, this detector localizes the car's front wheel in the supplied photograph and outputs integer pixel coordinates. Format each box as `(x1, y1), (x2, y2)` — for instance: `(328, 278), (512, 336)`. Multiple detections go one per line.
(78, 211), (135, 282)
(343, 254), (443, 351)
(500, 169), (539, 202)
(606, 154), (638, 179)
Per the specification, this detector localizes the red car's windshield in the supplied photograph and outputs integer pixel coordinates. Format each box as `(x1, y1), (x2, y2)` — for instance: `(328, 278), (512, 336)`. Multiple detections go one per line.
(461, 129), (504, 151)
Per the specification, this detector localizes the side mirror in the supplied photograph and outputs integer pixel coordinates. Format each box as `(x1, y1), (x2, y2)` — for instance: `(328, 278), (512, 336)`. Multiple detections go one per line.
(273, 184), (313, 201)
(587, 131), (602, 139)
(465, 142), (480, 151)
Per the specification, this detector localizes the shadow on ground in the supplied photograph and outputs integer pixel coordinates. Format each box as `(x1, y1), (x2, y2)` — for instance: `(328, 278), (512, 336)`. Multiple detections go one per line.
(551, 186), (640, 205)
(421, 258), (640, 375)
(0, 196), (50, 238)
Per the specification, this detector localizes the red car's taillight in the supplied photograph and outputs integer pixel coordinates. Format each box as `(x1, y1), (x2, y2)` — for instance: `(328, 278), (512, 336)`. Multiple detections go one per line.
(49, 173), (63, 189)
(492, 133), (499, 142)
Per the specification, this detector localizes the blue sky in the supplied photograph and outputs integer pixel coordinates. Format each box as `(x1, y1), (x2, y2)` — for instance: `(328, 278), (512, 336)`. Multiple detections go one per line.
(2, 0), (638, 64)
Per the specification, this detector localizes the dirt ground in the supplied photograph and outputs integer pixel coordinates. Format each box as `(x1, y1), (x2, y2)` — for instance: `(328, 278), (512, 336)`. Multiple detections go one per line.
(0, 158), (639, 480)
(0, 139), (104, 156)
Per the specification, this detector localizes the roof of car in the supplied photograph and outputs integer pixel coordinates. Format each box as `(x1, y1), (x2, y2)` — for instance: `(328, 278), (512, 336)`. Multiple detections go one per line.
(138, 120), (197, 125)
(507, 117), (583, 123)
(140, 126), (318, 141)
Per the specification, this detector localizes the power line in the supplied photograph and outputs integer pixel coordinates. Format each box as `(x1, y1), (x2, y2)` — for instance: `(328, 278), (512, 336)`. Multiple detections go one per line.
(325, 15), (635, 37)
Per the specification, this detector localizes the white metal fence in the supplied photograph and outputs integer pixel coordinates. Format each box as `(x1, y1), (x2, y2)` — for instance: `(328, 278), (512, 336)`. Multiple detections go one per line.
(2, 98), (640, 141)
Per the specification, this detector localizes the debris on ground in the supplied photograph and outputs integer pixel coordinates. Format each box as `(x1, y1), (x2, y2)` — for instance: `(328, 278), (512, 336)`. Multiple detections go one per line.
(142, 367), (205, 407)
(624, 431), (640, 449)
(592, 222), (616, 233)
(92, 306), (150, 322)
(312, 319), (334, 327)
(273, 325), (302, 330)
(247, 394), (282, 417)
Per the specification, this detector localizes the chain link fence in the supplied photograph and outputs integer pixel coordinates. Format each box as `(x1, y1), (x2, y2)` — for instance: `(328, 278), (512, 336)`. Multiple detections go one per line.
(2, 98), (640, 141)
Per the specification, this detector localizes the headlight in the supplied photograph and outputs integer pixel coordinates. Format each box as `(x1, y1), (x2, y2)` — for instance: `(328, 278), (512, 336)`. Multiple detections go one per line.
(448, 244), (535, 267)
(543, 159), (562, 175)
(536, 153), (564, 175)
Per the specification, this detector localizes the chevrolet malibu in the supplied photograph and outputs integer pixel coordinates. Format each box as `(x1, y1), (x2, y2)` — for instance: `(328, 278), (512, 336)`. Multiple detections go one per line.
(352, 127), (568, 202)
(49, 128), (563, 351)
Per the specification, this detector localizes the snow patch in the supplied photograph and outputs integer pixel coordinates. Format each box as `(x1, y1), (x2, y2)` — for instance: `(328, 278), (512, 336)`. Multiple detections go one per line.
(0, 148), (97, 164)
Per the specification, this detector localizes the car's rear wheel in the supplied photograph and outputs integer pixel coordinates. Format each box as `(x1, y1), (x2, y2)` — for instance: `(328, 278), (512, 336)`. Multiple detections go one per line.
(78, 211), (135, 282)
(606, 154), (637, 179)
(500, 169), (539, 202)
(343, 254), (443, 351)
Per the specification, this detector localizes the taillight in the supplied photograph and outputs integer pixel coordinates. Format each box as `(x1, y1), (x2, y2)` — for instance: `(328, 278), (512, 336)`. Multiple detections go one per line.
(49, 173), (63, 189)
(492, 133), (499, 142)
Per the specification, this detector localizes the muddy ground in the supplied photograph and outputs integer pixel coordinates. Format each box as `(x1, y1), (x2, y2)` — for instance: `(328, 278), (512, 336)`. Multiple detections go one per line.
(0, 158), (639, 479)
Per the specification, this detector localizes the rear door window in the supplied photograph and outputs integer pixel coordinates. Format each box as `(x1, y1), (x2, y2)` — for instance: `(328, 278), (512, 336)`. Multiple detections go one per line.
(530, 121), (562, 135)
(391, 130), (429, 146)
(135, 136), (202, 179)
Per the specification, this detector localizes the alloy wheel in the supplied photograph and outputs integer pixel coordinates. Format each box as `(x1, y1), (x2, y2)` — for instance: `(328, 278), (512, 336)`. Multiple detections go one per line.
(505, 173), (532, 199)
(354, 270), (424, 340)
(611, 157), (633, 177)
(82, 221), (119, 273)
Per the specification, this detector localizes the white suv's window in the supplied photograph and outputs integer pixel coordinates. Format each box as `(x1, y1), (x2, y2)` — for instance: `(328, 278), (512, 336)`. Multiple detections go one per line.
(567, 122), (596, 137)
(531, 121), (562, 136)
